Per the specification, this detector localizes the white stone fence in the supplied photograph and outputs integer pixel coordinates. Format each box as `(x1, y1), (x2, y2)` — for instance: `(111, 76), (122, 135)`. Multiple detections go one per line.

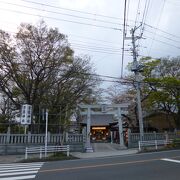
(0, 132), (84, 144)
(138, 139), (173, 151)
(128, 131), (179, 148)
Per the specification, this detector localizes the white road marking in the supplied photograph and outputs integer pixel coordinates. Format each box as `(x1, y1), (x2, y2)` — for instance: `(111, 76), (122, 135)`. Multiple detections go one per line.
(161, 158), (180, 163)
(0, 175), (36, 180)
(0, 167), (40, 173)
(0, 163), (43, 167)
(0, 165), (42, 170)
(0, 162), (44, 180)
(0, 170), (38, 176)
(0, 162), (43, 165)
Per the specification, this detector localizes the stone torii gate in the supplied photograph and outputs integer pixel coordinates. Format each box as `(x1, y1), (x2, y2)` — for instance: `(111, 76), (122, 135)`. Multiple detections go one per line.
(78, 104), (129, 152)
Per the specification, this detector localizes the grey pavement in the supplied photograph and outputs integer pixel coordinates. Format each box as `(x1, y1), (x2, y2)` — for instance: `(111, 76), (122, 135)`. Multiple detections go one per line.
(0, 149), (138, 163)
(71, 143), (138, 158)
(0, 153), (42, 163)
(0, 154), (25, 163)
(71, 149), (138, 158)
(37, 150), (180, 180)
(0, 143), (138, 163)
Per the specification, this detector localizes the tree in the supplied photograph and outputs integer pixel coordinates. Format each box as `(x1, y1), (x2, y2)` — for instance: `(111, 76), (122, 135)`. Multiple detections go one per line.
(0, 21), (101, 133)
(142, 57), (180, 127)
(106, 56), (180, 129)
(0, 21), (73, 106)
(105, 84), (137, 128)
(41, 55), (101, 134)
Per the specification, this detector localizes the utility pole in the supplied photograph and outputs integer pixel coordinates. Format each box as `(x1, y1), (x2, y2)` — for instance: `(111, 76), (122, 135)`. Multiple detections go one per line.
(128, 26), (144, 141)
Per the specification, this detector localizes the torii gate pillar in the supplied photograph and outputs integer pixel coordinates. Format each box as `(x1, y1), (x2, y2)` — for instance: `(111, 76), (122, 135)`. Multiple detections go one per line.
(85, 107), (93, 152)
(117, 107), (126, 148)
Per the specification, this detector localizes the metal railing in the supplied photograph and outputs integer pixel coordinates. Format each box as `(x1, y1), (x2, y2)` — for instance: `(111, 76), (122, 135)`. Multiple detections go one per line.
(25, 145), (70, 159)
(138, 139), (172, 151)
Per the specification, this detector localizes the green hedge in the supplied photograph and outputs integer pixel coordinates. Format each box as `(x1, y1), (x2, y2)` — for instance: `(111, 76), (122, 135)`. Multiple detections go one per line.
(172, 138), (180, 147)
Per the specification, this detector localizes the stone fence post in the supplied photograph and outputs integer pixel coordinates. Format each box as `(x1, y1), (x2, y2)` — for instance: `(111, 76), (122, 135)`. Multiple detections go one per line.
(153, 131), (157, 140)
(6, 127), (11, 144)
(28, 131), (31, 144)
(48, 132), (51, 143)
(164, 131), (169, 142)
(128, 129), (131, 147)
(82, 127), (86, 143)
(65, 132), (69, 143)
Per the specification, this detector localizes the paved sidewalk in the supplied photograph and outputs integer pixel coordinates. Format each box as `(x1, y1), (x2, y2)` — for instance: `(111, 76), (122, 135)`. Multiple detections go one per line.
(71, 149), (138, 159)
(0, 149), (138, 163)
(0, 154), (25, 164)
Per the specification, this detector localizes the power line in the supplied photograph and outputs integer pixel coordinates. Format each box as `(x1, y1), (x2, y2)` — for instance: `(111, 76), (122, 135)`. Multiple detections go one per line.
(140, 0), (151, 36)
(144, 29), (180, 44)
(70, 41), (122, 51)
(134, 0), (141, 27)
(71, 45), (122, 53)
(22, 0), (179, 41)
(0, 22), (122, 46)
(135, 0), (146, 61)
(0, 27), (131, 56)
(121, 0), (128, 78)
(71, 41), (122, 50)
(148, 0), (167, 55)
(73, 47), (132, 55)
(71, 35), (180, 56)
(125, 0), (130, 35)
(4, 0), (179, 41)
(125, 0), (151, 62)
(1, 61), (179, 88)
(166, 0), (180, 6)
(0, 0), (124, 26)
(72, 45), (122, 53)
(1, 1), (179, 43)
(79, 71), (180, 89)
(134, 0), (142, 57)
(3, 20), (179, 53)
(79, 69), (180, 89)
(68, 34), (121, 45)
(20, 0), (125, 21)
(144, 35), (180, 49)
(0, 7), (122, 31)
(1, 22), (179, 57)
(144, 23), (180, 40)
(0, 23), (129, 56)
(3, 18), (180, 53)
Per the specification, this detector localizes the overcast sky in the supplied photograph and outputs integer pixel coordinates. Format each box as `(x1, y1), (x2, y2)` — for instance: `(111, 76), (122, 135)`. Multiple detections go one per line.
(0, 0), (180, 88)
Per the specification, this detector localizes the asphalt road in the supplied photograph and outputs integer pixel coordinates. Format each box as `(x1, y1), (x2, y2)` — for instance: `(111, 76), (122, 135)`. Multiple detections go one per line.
(36, 150), (180, 180)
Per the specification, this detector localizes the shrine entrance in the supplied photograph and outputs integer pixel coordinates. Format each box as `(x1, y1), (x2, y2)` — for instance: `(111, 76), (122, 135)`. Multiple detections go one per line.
(78, 104), (129, 152)
(91, 126), (109, 142)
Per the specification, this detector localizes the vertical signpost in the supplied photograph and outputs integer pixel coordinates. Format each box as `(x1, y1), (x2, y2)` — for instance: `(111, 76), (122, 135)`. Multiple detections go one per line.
(20, 104), (32, 134)
(45, 109), (48, 158)
(41, 108), (49, 158)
